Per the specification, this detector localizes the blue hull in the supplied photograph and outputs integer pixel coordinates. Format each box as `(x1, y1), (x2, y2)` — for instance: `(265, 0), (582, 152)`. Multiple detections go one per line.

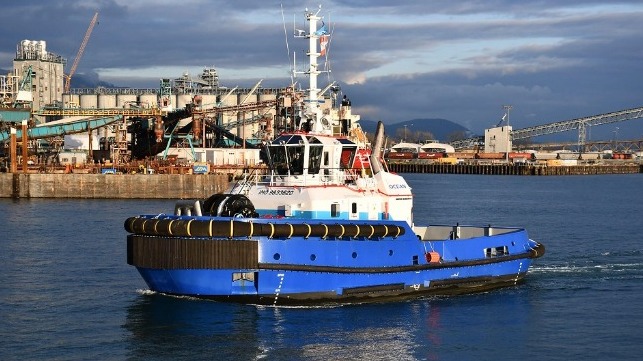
(126, 216), (544, 305)
(136, 259), (535, 305)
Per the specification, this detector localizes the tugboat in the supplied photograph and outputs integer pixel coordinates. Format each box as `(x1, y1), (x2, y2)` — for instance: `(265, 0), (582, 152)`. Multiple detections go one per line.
(124, 7), (544, 305)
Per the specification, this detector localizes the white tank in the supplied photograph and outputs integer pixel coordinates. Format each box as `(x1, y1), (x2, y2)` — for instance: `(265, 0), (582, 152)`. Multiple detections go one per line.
(116, 94), (137, 108)
(240, 92), (258, 104)
(219, 94), (238, 129)
(237, 120), (253, 140)
(176, 94), (192, 109)
(259, 93), (276, 115)
(62, 94), (80, 107)
(98, 94), (117, 108)
(200, 94), (217, 107)
(79, 94), (98, 108)
(139, 94), (158, 108)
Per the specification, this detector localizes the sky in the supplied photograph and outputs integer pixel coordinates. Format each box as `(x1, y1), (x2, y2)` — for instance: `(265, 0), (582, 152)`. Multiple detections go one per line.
(2, 0), (643, 140)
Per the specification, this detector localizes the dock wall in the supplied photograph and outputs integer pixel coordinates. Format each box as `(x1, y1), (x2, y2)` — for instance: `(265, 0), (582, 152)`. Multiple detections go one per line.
(0, 173), (229, 199)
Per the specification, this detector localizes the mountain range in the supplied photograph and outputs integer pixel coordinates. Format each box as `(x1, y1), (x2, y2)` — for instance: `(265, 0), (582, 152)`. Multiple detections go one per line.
(358, 118), (472, 143)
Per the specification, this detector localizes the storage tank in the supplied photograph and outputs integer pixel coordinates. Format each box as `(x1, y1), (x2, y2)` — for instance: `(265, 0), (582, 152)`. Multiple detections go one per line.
(116, 94), (137, 108)
(98, 94), (117, 108)
(259, 92), (276, 104)
(220, 94), (238, 130)
(238, 93), (260, 141)
(139, 94), (158, 108)
(238, 118), (256, 142)
(79, 94), (98, 108)
(240, 92), (258, 104)
(176, 94), (192, 109)
(200, 94), (217, 107)
(63, 94), (80, 107)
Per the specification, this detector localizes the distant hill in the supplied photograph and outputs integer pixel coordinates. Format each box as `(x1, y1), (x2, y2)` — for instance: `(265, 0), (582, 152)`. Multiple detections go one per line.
(359, 118), (472, 143)
(69, 73), (117, 89)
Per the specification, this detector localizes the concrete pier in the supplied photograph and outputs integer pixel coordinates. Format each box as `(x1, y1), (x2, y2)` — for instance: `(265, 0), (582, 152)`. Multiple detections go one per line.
(0, 173), (229, 199)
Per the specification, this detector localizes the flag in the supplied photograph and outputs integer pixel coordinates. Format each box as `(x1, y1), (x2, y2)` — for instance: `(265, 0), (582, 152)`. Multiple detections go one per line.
(319, 35), (329, 56)
(314, 22), (329, 36)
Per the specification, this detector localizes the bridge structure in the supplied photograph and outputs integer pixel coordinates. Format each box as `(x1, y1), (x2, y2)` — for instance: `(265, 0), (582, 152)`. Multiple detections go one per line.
(450, 106), (643, 151)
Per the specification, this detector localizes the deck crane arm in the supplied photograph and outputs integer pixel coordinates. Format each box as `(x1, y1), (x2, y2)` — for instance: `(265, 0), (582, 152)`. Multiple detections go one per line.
(64, 11), (99, 93)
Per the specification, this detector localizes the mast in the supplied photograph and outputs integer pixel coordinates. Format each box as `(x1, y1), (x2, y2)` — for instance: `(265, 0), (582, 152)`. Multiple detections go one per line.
(295, 6), (330, 135)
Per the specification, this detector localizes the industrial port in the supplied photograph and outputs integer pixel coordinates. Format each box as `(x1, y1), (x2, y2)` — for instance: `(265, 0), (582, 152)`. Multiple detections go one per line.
(1, 14), (642, 198)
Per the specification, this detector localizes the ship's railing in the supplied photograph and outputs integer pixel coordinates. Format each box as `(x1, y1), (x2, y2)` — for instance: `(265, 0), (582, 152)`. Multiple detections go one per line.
(413, 225), (520, 241)
(231, 167), (371, 194)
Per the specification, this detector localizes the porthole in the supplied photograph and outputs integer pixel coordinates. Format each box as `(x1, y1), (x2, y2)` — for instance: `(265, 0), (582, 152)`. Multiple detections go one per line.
(273, 253), (281, 260)
(388, 250), (394, 256)
(310, 254), (316, 261)
(352, 252), (358, 259)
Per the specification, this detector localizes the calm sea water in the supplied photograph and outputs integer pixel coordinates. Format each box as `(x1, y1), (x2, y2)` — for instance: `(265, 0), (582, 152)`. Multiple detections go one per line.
(1, 173), (642, 361)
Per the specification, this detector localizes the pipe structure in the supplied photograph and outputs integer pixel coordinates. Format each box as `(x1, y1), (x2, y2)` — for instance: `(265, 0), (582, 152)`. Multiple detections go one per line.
(21, 120), (28, 173)
(10, 128), (17, 173)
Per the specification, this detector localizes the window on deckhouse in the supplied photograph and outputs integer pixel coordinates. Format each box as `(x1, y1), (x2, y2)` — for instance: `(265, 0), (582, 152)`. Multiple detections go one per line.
(308, 138), (323, 174)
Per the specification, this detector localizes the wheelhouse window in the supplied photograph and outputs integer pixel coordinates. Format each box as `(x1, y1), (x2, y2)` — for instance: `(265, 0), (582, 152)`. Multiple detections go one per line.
(288, 146), (304, 175)
(308, 138), (323, 175)
(270, 135), (305, 175)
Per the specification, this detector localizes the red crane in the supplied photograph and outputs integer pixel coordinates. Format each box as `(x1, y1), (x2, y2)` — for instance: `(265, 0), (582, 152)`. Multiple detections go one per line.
(64, 11), (99, 93)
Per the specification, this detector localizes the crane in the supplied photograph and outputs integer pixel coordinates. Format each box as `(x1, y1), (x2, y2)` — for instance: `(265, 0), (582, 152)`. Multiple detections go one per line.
(64, 11), (99, 93)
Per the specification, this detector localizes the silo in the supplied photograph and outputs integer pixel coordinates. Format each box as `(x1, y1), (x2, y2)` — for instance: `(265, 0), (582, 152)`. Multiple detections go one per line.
(238, 92), (259, 141)
(63, 94), (80, 107)
(259, 92), (277, 140)
(116, 94), (138, 108)
(139, 93), (158, 108)
(98, 94), (117, 108)
(220, 92), (238, 133)
(176, 94), (192, 109)
(79, 94), (98, 108)
(200, 94), (217, 107)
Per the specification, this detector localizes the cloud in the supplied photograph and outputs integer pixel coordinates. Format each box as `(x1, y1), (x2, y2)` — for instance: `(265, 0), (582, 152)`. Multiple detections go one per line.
(1, 0), (643, 140)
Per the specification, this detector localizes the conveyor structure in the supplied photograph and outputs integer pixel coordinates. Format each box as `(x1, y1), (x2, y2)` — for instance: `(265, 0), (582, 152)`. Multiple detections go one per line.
(450, 106), (643, 150)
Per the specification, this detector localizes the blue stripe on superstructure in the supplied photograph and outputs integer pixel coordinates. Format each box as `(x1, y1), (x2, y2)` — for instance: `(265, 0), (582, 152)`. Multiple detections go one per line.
(255, 209), (381, 220)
